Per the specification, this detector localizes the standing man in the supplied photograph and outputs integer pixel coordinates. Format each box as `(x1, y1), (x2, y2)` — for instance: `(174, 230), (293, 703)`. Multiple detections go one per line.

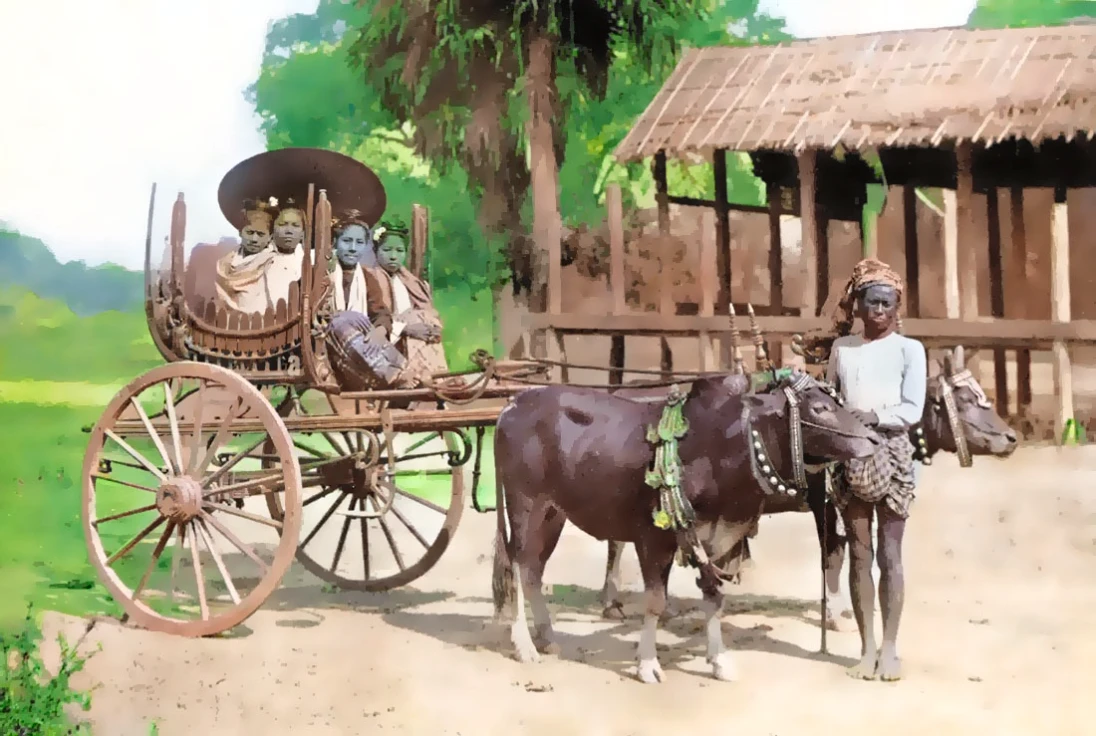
(825, 258), (926, 682)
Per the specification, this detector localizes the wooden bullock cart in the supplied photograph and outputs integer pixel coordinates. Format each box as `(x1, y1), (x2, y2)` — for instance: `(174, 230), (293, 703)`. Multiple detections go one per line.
(81, 149), (538, 637)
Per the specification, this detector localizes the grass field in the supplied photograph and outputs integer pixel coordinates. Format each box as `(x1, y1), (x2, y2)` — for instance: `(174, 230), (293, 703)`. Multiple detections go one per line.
(0, 283), (499, 632)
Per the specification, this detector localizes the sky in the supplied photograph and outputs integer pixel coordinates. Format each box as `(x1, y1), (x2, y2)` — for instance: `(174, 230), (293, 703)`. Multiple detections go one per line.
(0, 0), (975, 271)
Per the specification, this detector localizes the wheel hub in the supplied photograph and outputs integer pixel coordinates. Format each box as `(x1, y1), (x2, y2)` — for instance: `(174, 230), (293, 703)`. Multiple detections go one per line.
(157, 476), (203, 522)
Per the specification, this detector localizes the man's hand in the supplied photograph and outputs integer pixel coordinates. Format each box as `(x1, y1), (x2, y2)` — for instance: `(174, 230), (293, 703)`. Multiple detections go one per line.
(405, 323), (440, 342)
(851, 409), (879, 427)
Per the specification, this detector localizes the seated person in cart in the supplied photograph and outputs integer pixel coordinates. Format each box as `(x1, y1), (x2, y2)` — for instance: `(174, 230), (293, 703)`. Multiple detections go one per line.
(364, 222), (456, 388)
(213, 198), (289, 316)
(324, 210), (411, 390)
(331, 209), (374, 312)
(268, 197), (306, 285)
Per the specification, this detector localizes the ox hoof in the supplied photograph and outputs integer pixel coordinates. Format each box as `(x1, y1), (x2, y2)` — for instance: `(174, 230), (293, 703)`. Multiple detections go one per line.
(709, 652), (737, 682)
(514, 644), (542, 664)
(846, 653), (879, 681)
(659, 602), (682, 621)
(601, 602), (626, 620)
(877, 650), (903, 682)
(535, 639), (561, 656)
(637, 658), (664, 684)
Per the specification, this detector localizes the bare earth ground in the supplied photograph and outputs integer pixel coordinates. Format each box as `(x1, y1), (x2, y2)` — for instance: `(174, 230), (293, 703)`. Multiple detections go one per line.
(41, 445), (1096, 736)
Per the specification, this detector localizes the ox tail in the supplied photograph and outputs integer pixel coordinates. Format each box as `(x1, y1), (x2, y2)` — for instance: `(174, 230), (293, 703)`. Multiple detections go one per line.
(491, 451), (516, 626)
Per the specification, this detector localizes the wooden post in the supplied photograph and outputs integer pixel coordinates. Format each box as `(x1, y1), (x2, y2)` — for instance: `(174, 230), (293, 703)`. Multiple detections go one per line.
(654, 151), (674, 379)
(902, 186), (920, 318)
(606, 183), (627, 386)
(797, 150), (819, 317)
(956, 142), (979, 323)
(410, 203), (429, 279)
(816, 207), (830, 313)
(986, 188), (1009, 417)
(943, 187), (960, 320)
(1009, 186), (1032, 417)
(766, 181), (784, 366)
(1051, 194), (1073, 444)
(698, 208), (718, 371)
(714, 149), (733, 368)
(527, 36), (562, 377)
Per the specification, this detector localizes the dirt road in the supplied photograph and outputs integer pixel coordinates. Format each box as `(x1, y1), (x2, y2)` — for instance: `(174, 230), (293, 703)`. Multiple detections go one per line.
(43, 445), (1096, 735)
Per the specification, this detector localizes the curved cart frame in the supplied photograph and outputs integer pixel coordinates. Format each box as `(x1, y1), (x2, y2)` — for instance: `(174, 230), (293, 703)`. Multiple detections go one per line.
(82, 172), (535, 637)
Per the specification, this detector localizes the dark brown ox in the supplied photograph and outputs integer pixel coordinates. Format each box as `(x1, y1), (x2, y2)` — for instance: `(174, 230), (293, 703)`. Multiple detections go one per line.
(491, 372), (880, 684)
(601, 346), (1019, 626)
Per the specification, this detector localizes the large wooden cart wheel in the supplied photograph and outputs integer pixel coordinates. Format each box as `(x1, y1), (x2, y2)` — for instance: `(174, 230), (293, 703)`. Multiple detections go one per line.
(264, 391), (466, 591)
(81, 363), (302, 637)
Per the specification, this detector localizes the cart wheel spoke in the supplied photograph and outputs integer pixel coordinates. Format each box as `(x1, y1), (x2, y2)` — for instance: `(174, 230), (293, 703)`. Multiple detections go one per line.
(195, 517), (241, 605)
(129, 398), (177, 475)
(91, 473), (158, 493)
(106, 516), (166, 566)
(104, 430), (166, 482)
(93, 503), (159, 526)
(203, 501), (283, 530)
(387, 501), (431, 549)
(301, 491), (348, 548)
(202, 511), (270, 576)
(368, 495), (406, 571)
(330, 497), (356, 573)
(187, 520), (210, 620)
(132, 521), (177, 602)
(303, 487), (337, 507)
(163, 380), (186, 474)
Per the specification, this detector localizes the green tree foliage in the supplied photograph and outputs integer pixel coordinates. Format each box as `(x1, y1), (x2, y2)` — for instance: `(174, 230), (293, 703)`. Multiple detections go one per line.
(967, 0), (1096, 28)
(249, 0), (791, 292)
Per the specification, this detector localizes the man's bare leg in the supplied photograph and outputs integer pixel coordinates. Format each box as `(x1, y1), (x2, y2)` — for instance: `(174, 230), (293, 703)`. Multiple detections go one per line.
(876, 505), (906, 681)
(844, 498), (878, 679)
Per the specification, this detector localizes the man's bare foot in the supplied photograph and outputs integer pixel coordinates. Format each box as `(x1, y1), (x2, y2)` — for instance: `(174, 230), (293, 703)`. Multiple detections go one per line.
(846, 651), (879, 680)
(876, 648), (902, 681)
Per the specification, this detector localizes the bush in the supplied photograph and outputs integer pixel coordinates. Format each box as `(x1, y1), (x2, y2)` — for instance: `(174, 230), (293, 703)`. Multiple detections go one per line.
(0, 605), (94, 735)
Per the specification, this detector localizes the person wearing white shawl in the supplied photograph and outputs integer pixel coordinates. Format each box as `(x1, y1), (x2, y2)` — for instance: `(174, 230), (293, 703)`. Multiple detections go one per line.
(330, 209), (374, 313)
(267, 198), (306, 303)
(214, 198), (279, 315)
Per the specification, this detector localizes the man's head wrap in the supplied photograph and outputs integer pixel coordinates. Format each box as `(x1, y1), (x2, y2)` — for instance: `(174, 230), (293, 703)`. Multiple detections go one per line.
(826, 258), (904, 333)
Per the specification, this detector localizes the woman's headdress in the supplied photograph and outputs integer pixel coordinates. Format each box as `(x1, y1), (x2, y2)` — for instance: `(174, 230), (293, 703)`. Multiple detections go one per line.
(331, 208), (371, 234)
(373, 216), (409, 245)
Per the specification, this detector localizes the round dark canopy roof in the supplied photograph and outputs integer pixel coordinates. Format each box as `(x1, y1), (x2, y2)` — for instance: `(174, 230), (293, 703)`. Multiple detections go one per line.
(217, 147), (387, 229)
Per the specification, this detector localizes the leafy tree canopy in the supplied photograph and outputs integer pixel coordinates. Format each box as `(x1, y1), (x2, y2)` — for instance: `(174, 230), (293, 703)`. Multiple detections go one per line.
(249, 0), (791, 291)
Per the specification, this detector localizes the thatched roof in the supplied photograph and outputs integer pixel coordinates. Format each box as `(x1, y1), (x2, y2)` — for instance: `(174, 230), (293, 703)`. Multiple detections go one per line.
(614, 24), (1096, 162)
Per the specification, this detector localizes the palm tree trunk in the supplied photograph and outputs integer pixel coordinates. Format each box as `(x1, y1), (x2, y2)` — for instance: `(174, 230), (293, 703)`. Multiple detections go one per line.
(525, 33), (562, 359)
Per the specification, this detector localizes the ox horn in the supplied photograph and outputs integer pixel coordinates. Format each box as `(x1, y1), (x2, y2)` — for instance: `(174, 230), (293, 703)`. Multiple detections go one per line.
(746, 303), (771, 372)
(727, 304), (746, 375)
(953, 344), (965, 373)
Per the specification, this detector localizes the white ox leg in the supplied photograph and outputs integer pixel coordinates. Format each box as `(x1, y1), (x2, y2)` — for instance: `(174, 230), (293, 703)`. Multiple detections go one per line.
(694, 518), (754, 681)
(636, 591), (665, 684)
(509, 565), (540, 663)
(702, 593), (736, 681)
